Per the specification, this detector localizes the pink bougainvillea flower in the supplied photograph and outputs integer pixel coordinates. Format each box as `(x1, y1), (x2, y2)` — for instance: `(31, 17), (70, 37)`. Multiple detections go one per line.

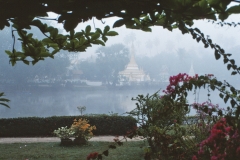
(192, 155), (198, 160)
(163, 73), (198, 94)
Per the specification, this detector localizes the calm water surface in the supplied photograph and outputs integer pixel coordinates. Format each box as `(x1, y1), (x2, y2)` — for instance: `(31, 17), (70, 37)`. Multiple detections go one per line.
(0, 86), (228, 118)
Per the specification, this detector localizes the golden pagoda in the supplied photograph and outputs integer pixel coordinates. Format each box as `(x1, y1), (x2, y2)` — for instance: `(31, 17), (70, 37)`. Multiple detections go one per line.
(119, 44), (150, 83)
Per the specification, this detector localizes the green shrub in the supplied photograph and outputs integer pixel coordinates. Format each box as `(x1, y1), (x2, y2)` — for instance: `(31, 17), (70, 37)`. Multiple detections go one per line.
(0, 115), (137, 137)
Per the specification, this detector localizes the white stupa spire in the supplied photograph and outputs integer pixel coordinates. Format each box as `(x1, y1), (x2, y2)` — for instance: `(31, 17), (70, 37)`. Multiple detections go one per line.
(188, 62), (195, 76)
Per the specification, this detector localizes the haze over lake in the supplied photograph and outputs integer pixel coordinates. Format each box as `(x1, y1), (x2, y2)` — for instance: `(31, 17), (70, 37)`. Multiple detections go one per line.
(0, 86), (229, 118)
(0, 87), (159, 118)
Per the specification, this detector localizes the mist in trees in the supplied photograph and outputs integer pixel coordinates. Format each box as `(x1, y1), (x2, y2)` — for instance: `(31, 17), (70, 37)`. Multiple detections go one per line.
(0, 28), (70, 88)
(136, 46), (237, 85)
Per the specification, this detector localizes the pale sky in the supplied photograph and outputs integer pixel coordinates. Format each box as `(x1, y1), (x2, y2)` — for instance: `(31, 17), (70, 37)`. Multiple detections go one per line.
(47, 3), (240, 60)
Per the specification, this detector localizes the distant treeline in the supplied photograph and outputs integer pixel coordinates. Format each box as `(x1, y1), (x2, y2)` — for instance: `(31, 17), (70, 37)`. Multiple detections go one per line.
(0, 81), (167, 92)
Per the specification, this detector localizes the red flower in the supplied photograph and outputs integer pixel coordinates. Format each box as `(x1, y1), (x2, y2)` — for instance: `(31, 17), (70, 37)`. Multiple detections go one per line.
(211, 156), (218, 160)
(192, 155), (198, 160)
(236, 147), (240, 156)
(163, 73), (198, 94)
(87, 152), (98, 160)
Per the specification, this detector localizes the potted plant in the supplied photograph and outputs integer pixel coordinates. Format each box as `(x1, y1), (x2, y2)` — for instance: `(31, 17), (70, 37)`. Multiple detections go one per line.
(70, 118), (96, 145)
(53, 126), (75, 146)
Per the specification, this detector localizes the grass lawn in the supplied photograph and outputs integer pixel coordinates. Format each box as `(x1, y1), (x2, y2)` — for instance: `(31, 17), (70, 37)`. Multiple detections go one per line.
(0, 141), (147, 160)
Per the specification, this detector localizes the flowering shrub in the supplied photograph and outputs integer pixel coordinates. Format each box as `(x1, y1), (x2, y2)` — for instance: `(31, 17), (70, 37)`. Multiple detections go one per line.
(70, 118), (96, 141)
(128, 92), (190, 159)
(87, 73), (240, 159)
(163, 73), (198, 95)
(127, 73), (240, 159)
(186, 102), (224, 142)
(53, 126), (75, 139)
(53, 118), (96, 145)
(193, 118), (240, 160)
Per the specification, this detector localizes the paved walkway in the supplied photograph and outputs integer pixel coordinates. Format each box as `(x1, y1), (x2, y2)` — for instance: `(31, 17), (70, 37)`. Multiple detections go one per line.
(0, 136), (145, 144)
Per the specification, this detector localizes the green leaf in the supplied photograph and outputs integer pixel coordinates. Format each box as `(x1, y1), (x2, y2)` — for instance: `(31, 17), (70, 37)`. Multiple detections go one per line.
(218, 110), (223, 116)
(85, 25), (91, 34)
(134, 18), (141, 25)
(95, 28), (103, 34)
(210, 85), (215, 91)
(64, 19), (79, 32)
(10, 59), (16, 66)
(106, 31), (118, 36)
(103, 150), (109, 156)
(203, 107), (208, 113)
(142, 27), (152, 32)
(22, 60), (30, 65)
(199, 0), (208, 8)
(196, 37), (201, 42)
(46, 26), (54, 32)
(230, 99), (236, 108)
(91, 40), (105, 46)
(79, 37), (86, 45)
(0, 103), (10, 108)
(74, 32), (84, 39)
(236, 107), (240, 118)
(231, 71), (237, 75)
(227, 64), (232, 70)
(98, 154), (103, 159)
(104, 25), (110, 34)
(209, 0), (221, 5)
(51, 49), (59, 56)
(108, 145), (116, 149)
(5, 50), (12, 56)
(227, 5), (240, 14)
(42, 38), (54, 44)
(224, 95), (229, 103)
(230, 87), (235, 93)
(27, 33), (33, 39)
(102, 36), (108, 42)
(230, 59), (235, 65)
(113, 19), (126, 28)
(69, 30), (75, 39)
(49, 43), (59, 49)
(214, 50), (220, 60)
(219, 12), (229, 21)
(90, 33), (100, 40)
(219, 93), (224, 99)
(50, 28), (58, 39)
(57, 15), (65, 23)
(223, 58), (228, 64)
(32, 60), (39, 65)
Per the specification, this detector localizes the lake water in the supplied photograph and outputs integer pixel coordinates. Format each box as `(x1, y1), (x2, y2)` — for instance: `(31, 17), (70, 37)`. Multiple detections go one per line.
(0, 86), (229, 118)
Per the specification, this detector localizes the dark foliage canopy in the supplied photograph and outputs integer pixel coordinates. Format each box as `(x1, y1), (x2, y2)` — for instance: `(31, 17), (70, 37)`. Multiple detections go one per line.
(1, 0), (240, 65)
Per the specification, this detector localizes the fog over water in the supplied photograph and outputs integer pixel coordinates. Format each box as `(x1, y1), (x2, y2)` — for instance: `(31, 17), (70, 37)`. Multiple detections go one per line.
(0, 88), (159, 118)
(0, 86), (229, 118)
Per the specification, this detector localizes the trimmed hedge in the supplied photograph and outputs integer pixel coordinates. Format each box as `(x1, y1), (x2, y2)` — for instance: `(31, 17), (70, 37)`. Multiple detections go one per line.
(0, 115), (137, 137)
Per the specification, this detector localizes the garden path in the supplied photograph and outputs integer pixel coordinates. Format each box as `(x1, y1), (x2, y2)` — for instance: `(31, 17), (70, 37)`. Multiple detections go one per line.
(0, 136), (145, 143)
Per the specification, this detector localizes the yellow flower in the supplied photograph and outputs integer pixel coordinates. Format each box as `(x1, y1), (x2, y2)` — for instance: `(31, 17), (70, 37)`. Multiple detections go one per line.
(70, 118), (96, 140)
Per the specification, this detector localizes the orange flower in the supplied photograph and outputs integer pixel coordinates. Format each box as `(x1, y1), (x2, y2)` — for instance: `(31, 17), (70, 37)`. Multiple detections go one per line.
(70, 118), (96, 140)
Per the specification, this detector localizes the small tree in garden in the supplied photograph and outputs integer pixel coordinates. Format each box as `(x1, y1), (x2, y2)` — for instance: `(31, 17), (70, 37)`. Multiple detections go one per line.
(77, 106), (86, 115)
(128, 92), (190, 159)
